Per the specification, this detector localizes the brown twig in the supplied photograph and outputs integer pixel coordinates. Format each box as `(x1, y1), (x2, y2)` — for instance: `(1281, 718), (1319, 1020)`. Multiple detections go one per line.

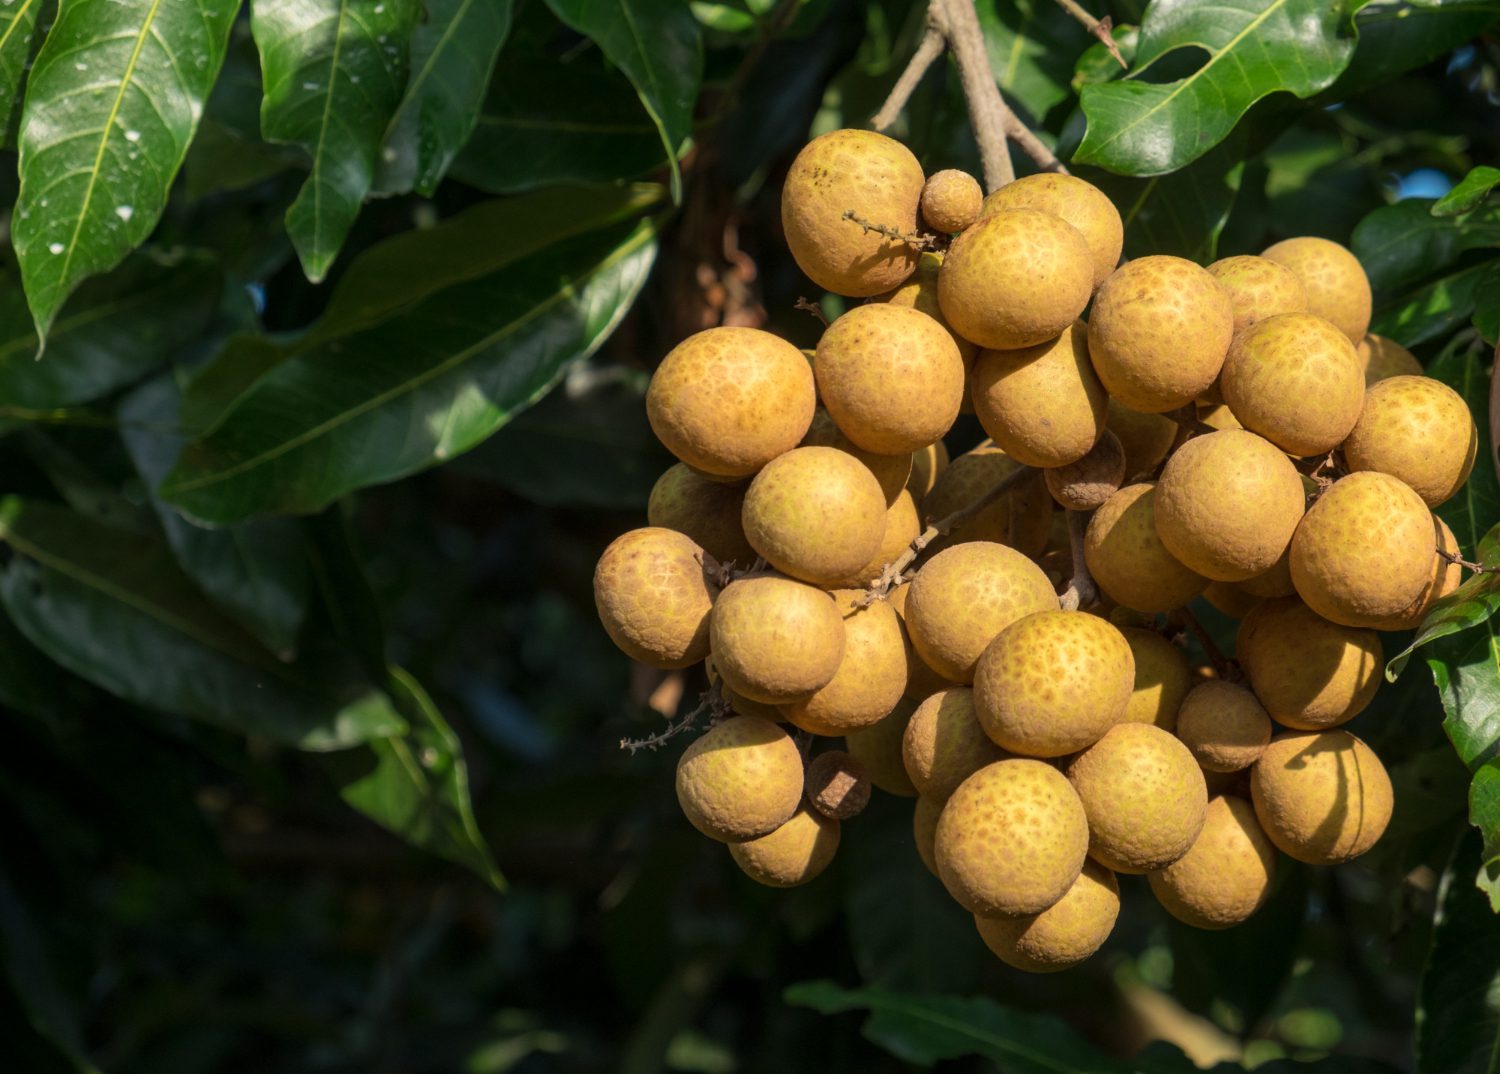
(1059, 509), (1098, 611)
(1298, 450), (1342, 496)
(1053, 0), (1126, 68)
(840, 209), (939, 249)
(620, 680), (731, 753)
(1437, 547), (1500, 575)
(1171, 607), (1241, 681)
(870, 24), (946, 132)
(793, 297), (829, 327)
(929, 0), (1015, 190)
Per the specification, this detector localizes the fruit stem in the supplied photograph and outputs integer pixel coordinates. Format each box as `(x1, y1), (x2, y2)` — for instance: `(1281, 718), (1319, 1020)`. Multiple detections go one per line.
(840, 210), (940, 250)
(1171, 607), (1241, 682)
(1059, 508), (1098, 611)
(870, 24), (946, 133)
(1436, 547), (1500, 575)
(619, 679), (731, 753)
(1053, 0), (1127, 68)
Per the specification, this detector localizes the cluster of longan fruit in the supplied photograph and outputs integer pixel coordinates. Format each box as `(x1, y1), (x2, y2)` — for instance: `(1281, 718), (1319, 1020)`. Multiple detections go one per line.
(593, 128), (1479, 973)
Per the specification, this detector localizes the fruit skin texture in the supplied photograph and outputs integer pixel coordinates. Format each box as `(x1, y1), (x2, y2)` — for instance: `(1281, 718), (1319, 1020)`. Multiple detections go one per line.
(676, 716), (804, 842)
(832, 488), (922, 589)
(1359, 333), (1422, 384)
(1119, 627), (1192, 731)
(923, 444), (1052, 557)
(815, 303), (966, 454)
(782, 590), (909, 735)
(981, 173), (1124, 290)
(1175, 681), (1272, 773)
(1262, 236), (1372, 344)
(1107, 398), (1178, 479)
(807, 751), (870, 820)
(935, 758), (1090, 915)
(1289, 471), (1435, 628)
(730, 807), (840, 886)
(1204, 582), (1262, 619)
(1046, 429), (1125, 511)
(781, 128), (924, 296)
(1220, 313), (1364, 457)
(1237, 597), (1382, 730)
(973, 611), (1135, 758)
(1149, 796), (1276, 929)
(742, 446), (887, 586)
(1085, 484), (1209, 613)
(902, 687), (1008, 800)
(1342, 375), (1477, 508)
(710, 575), (846, 704)
(648, 464), (755, 566)
(975, 859), (1120, 973)
(881, 252), (980, 376)
(1206, 255), (1309, 335)
(1067, 722), (1208, 874)
(800, 408), (913, 505)
(938, 208), (1093, 350)
(906, 542), (1060, 683)
(1154, 429), (1305, 582)
(594, 527), (717, 668)
(1251, 730), (1393, 864)
(844, 698), (918, 797)
(1373, 517), (1462, 631)
(1087, 256), (1234, 413)
(970, 322), (1107, 468)
(647, 326), (815, 477)
(907, 438), (950, 505)
(913, 795), (942, 875)
(921, 169), (983, 233)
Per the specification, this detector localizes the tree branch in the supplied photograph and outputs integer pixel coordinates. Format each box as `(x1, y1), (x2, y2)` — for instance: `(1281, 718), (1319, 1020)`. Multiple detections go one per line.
(1052, 0), (1126, 68)
(1170, 607), (1240, 681)
(1436, 547), (1500, 575)
(930, 0), (1014, 190)
(1058, 508), (1098, 611)
(620, 680), (730, 753)
(871, 24), (947, 132)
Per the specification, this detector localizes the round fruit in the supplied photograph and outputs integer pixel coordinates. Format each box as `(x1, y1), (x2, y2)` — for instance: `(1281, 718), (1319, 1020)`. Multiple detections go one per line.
(1238, 550), (1296, 599)
(1067, 722), (1208, 873)
(1119, 627), (1192, 731)
(908, 438), (951, 505)
(1045, 430), (1125, 511)
(970, 322), (1107, 468)
(1262, 236), (1372, 344)
(730, 807), (840, 886)
(923, 444), (1052, 556)
(921, 169), (983, 233)
(742, 446), (887, 585)
(1107, 398), (1178, 478)
(1289, 471), (1435, 628)
(815, 303), (966, 455)
(705, 653), (782, 722)
(975, 859), (1120, 973)
(801, 408), (913, 505)
(1342, 375), (1477, 508)
(781, 128), (923, 296)
(935, 758), (1090, 915)
(1251, 730), (1393, 864)
(647, 326), (815, 477)
(980, 173), (1124, 289)
(1359, 333), (1422, 384)
(1197, 403), (1243, 430)
(594, 527), (717, 668)
(881, 252), (980, 378)
(833, 488), (922, 589)
(676, 715), (804, 841)
(1203, 582), (1262, 619)
(1374, 517), (1463, 631)
(1175, 681), (1272, 772)
(1220, 313), (1364, 457)
(906, 542), (1060, 682)
(1148, 796), (1276, 929)
(1205, 255), (1309, 334)
(648, 464), (755, 566)
(973, 611), (1134, 758)
(1087, 256), (1234, 413)
(1085, 483), (1209, 613)
(889, 582), (957, 700)
(1154, 429), (1305, 581)
(844, 698), (918, 796)
(806, 751), (871, 821)
(782, 590), (908, 735)
(913, 795), (942, 875)
(710, 575), (846, 704)
(902, 687), (1008, 800)
(1236, 597), (1381, 729)
(938, 208), (1093, 350)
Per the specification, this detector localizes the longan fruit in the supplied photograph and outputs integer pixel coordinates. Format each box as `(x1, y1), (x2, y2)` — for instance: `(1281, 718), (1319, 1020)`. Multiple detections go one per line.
(730, 807), (840, 886)
(1107, 398), (1178, 479)
(710, 575), (845, 704)
(1236, 597), (1381, 729)
(975, 859), (1120, 973)
(782, 590), (909, 735)
(1372, 517), (1463, 631)
(1203, 582), (1263, 620)
(742, 446), (887, 586)
(880, 252), (980, 381)
(676, 715), (804, 841)
(806, 751), (871, 820)
(594, 527), (717, 668)
(890, 581), (960, 700)
(1084, 484), (1209, 613)
(832, 488), (921, 590)
(907, 438), (950, 505)
(1251, 730), (1393, 864)
(981, 173), (1124, 289)
(1205, 255), (1309, 334)
(1358, 333), (1422, 384)
(648, 464), (755, 566)
(1046, 430), (1126, 511)
(1197, 403), (1242, 431)
(1238, 550), (1297, 599)
(844, 697), (919, 797)
(921, 169), (983, 233)
(902, 687), (1008, 800)
(1342, 375), (1477, 508)
(971, 322), (1107, 468)
(1118, 627), (1192, 731)
(913, 795), (942, 875)
(1262, 236), (1372, 344)
(705, 653), (781, 722)
(923, 444), (1053, 557)
(1149, 795), (1276, 929)
(800, 408), (914, 505)
(1175, 680), (1272, 773)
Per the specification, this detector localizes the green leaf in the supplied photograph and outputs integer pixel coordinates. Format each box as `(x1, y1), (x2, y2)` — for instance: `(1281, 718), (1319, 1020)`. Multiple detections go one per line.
(1435, 165), (1500, 218)
(372, 0), (513, 197)
(0, 0), (44, 138)
(11, 0), (239, 341)
(1352, 198), (1500, 292)
(1429, 630), (1500, 908)
(977, 0), (1081, 121)
(1087, 133), (1246, 262)
(1430, 339), (1500, 560)
(1322, 0), (1500, 102)
(542, 0), (702, 203)
(1073, 0), (1358, 176)
(1416, 831), (1500, 1074)
(251, 0), (420, 282)
(1387, 523), (1500, 680)
(1373, 259), (1500, 347)
(0, 496), (402, 749)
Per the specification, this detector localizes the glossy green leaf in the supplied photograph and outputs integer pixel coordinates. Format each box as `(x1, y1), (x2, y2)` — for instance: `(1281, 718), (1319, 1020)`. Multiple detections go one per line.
(1417, 832), (1500, 1074)
(542, 0), (702, 202)
(1431, 340), (1500, 561)
(0, 496), (402, 749)
(1352, 198), (1500, 292)
(12, 0), (239, 341)
(1088, 133), (1246, 262)
(1072, 24), (1139, 91)
(0, 0), (43, 138)
(977, 0), (1081, 121)
(1322, 0), (1500, 102)
(1387, 523), (1500, 679)
(1373, 259), (1500, 347)
(1074, 0), (1358, 175)
(1435, 165), (1500, 217)
(251, 0), (420, 282)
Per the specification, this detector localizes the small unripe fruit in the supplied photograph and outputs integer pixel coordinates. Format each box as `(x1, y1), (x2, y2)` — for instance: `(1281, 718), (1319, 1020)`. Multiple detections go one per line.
(1206, 255), (1309, 334)
(1107, 398), (1178, 479)
(975, 859), (1120, 973)
(921, 169), (983, 233)
(1119, 627), (1192, 731)
(913, 795), (942, 875)
(710, 575), (845, 704)
(1237, 597), (1381, 729)
(902, 687), (1008, 800)
(782, 590), (908, 735)
(1149, 796), (1276, 929)
(594, 527), (717, 668)
(743, 446), (887, 585)
(1175, 681), (1272, 772)
(844, 698), (918, 796)
(648, 464), (755, 566)
(806, 751), (871, 820)
(800, 408), (913, 506)
(971, 322), (1107, 468)
(907, 438), (950, 505)
(923, 444), (1052, 556)
(730, 807), (840, 886)
(1251, 730), (1393, 864)
(1085, 484), (1209, 613)
(676, 715), (804, 841)
(1358, 333), (1422, 384)
(1342, 375), (1477, 508)
(1221, 313), (1364, 457)
(1262, 236), (1372, 344)
(981, 173), (1124, 290)
(1046, 430), (1125, 511)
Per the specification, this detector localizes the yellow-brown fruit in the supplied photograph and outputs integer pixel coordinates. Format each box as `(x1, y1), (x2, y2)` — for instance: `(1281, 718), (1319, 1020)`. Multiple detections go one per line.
(975, 859), (1120, 973)
(730, 807), (840, 886)
(902, 687), (1008, 800)
(1088, 256), (1235, 413)
(981, 173), (1124, 289)
(913, 795), (942, 874)
(844, 697), (918, 796)
(782, 590), (909, 735)
(890, 582), (959, 699)
(743, 446), (887, 585)
(881, 252), (980, 376)
(1342, 375), (1477, 508)
(1262, 236), (1372, 344)
(1238, 548), (1297, 599)
(1046, 430), (1126, 512)
(1372, 517), (1463, 631)
(781, 129), (923, 296)
(921, 169), (983, 233)
(938, 208), (1093, 350)
(594, 527), (717, 668)
(1148, 795), (1275, 929)
(1203, 582), (1262, 619)
(800, 408), (913, 505)
(1220, 313), (1365, 457)
(832, 489), (921, 590)
(935, 758), (1090, 915)
(1066, 722), (1208, 873)
(1289, 471), (1435, 628)
(1154, 429), (1305, 582)
(1237, 597), (1381, 729)
(1085, 484), (1209, 613)
(648, 464), (755, 566)
(1107, 399), (1178, 479)
(806, 750), (871, 820)
(1359, 333), (1422, 384)
(815, 303), (966, 455)
(1197, 403), (1243, 431)
(908, 438), (950, 505)
(704, 653), (782, 722)
(923, 444), (1053, 556)
(973, 611), (1134, 758)
(971, 322), (1107, 468)
(676, 715), (804, 842)
(1119, 627), (1192, 731)
(710, 575), (845, 704)
(1175, 681), (1272, 772)
(1205, 255), (1309, 334)
(1251, 730), (1393, 864)
(906, 542), (1060, 682)
(647, 326), (816, 478)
